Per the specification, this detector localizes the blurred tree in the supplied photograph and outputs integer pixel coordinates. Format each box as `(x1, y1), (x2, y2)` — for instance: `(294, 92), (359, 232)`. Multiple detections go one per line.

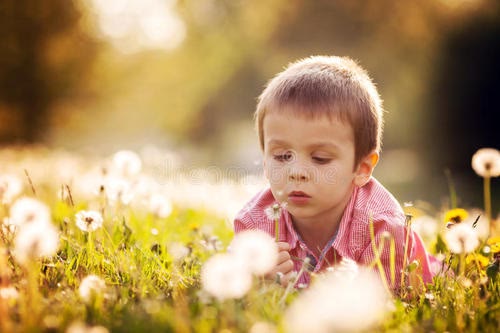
(0, 0), (97, 143)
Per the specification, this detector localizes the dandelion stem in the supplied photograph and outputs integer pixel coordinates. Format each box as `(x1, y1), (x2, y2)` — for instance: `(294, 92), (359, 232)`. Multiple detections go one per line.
(484, 176), (492, 236)
(401, 214), (412, 291)
(445, 169), (457, 209)
(369, 218), (390, 293)
(275, 217), (279, 243)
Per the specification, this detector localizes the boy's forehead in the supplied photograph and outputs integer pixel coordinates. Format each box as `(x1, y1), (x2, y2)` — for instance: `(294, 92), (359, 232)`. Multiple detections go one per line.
(262, 110), (355, 147)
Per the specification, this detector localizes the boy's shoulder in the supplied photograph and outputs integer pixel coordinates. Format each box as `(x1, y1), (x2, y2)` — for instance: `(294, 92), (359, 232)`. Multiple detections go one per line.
(234, 188), (275, 225)
(352, 177), (405, 225)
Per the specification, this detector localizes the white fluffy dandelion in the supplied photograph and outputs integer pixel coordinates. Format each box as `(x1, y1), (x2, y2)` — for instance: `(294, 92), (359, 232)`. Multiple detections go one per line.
(230, 230), (278, 276)
(445, 223), (480, 254)
(201, 253), (252, 301)
(9, 197), (51, 228)
(14, 222), (59, 265)
(75, 210), (104, 232)
(471, 148), (500, 178)
(148, 193), (173, 218)
(79, 275), (106, 304)
(112, 150), (142, 178)
(284, 268), (389, 333)
(0, 174), (23, 204)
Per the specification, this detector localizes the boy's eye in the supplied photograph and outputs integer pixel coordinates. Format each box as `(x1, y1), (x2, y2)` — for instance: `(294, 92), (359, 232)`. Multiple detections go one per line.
(274, 151), (294, 162)
(312, 156), (331, 164)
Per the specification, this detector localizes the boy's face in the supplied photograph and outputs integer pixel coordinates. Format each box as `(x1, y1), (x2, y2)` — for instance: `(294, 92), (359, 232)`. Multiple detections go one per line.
(262, 108), (375, 226)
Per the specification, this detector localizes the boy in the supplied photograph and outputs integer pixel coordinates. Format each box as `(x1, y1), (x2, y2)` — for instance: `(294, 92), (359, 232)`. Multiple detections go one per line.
(234, 55), (436, 289)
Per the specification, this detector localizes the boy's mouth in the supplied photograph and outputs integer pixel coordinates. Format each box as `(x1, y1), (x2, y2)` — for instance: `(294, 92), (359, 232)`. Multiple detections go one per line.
(288, 191), (311, 204)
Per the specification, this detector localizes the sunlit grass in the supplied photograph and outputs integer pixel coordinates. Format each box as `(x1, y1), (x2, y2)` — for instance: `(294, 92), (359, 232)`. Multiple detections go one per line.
(0, 147), (499, 332)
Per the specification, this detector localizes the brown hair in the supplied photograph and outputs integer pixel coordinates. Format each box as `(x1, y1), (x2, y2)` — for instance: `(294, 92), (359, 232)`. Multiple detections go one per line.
(255, 55), (383, 166)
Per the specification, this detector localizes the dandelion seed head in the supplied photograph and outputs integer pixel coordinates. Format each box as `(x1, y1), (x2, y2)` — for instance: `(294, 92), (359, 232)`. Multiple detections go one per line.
(9, 197), (51, 228)
(102, 176), (134, 205)
(75, 210), (104, 232)
(471, 148), (500, 178)
(112, 150), (142, 178)
(285, 268), (388, 333)
(0, 174), (23, 204)
(14, 222), (59, 265)
(148, 193), (173, 218)
(412, 215), (438, 241)
(79, 275), (106, 304)
(445, 223), (479, 254)
(329, 257), (359, 281)
(201, 253), (252, 300)
(230, 229), (278, 275)
(151, 228), (159, 235)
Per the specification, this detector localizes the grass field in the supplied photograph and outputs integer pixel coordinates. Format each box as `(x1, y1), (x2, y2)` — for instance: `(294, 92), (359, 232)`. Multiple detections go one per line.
(1, 147), (499, 332)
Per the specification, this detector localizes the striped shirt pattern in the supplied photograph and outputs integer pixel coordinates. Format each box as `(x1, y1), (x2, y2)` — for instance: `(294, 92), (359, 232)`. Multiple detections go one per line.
(234, 177), (436, 288)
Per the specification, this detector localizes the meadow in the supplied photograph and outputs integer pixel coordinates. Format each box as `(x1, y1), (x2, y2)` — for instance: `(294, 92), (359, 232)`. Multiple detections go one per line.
(0, 146), (499, 333)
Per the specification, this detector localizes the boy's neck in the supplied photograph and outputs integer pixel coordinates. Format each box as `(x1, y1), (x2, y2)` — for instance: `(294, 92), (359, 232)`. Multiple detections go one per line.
(292, 209), (344, 257)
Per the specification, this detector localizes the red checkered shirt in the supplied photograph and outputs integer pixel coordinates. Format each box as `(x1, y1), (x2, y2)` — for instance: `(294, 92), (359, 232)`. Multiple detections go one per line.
(233, 177), (437, 289)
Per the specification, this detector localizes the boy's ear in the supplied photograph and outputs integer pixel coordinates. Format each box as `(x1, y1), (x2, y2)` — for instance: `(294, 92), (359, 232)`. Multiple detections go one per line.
(353, 151), (379, 187)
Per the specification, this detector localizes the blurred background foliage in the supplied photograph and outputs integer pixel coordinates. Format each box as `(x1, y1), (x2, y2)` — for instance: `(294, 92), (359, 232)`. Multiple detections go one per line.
(0, 0), (498, 207)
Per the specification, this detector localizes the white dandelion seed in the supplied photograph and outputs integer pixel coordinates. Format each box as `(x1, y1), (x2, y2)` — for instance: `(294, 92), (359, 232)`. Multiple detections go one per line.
(284, 268), (389, 333)
(471, 148), (500, 178)
(230, 229), (278, 276)
(445, 223), (480, 254)
(14, 222), (59, 265)
(9, 197), (51, 228)
(112, 150), (142, 178)
(148, 193), (173, 218)
(75, 210), (104, 232)
(201, 253), (252, 301)
(0, 174), (23, 204)
(102, 176), (134, 205)
(79, 275), (106, 304)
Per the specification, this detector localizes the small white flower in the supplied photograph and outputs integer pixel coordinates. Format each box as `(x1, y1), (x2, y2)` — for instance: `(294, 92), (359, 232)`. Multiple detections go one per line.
(445, 223), (480, 254)
(148, 193), (173, 218)
(471, 148), (500, 178)
(230, 230), (278, 275)
(14, 222), (59, 265)
(79, 275), (106, 304)
(75, 210), (104, 232)
(201, 253), (252, 301)
(284, 268), (388, 333)
(9, 197), (51, 228)
(0, 174), (23, 204)
(112, 150), (142, 178)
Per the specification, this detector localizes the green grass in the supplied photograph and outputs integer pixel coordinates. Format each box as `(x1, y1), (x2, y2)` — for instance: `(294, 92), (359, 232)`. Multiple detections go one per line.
(0, 148), (499, 332)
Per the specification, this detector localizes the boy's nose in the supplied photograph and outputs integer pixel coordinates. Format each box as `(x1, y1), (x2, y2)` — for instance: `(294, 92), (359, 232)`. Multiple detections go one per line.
(288, 164), (310, 182)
